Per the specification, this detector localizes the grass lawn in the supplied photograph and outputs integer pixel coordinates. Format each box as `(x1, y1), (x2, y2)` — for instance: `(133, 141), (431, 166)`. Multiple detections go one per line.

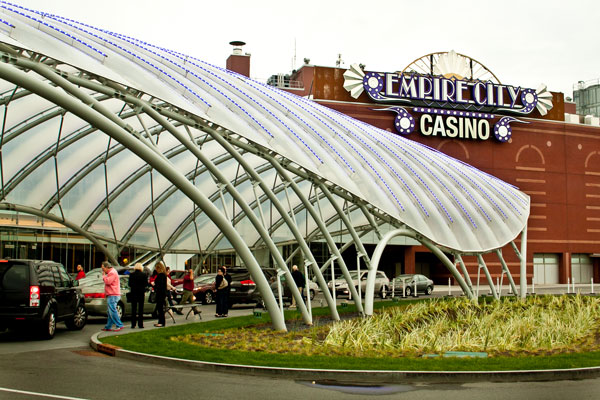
(101, 297), (600, 372)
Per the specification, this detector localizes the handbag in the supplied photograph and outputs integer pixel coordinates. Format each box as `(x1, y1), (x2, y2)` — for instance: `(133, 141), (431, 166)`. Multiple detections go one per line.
(218, 277), (228, 290)
(125, 292), (132, 303)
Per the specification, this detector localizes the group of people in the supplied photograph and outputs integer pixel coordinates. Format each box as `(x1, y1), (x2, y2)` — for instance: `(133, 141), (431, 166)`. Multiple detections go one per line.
(100, 261), (233, 331)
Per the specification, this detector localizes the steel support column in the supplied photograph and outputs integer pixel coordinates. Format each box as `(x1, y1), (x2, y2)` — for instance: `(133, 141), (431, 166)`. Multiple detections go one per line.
(196, 124), (340, 321)
(270, 159), (364, 315)
(477, 254), (499, 300)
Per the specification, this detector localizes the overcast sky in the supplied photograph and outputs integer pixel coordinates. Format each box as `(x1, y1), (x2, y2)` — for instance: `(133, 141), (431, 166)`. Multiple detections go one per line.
(12, 0), (600, 97)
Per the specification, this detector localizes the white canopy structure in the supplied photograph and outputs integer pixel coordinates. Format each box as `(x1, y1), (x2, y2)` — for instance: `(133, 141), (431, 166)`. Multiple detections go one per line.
(0, 2), (529, 330)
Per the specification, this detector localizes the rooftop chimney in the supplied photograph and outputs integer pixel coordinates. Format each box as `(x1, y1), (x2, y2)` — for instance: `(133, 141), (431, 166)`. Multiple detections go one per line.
(226, 41), (250, 78)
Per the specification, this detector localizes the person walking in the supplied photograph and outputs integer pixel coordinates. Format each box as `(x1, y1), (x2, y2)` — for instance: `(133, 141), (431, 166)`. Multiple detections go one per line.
(180, 268), (200, 316)
(222, 266), (232, 317)
(128, 263), (147, 329)
(165, 267), (182, 315)
(101, 261), (124, 332)
(215, 267), (228, 317)
(153, 262), (168, 327)
(290, 264), (306, 308)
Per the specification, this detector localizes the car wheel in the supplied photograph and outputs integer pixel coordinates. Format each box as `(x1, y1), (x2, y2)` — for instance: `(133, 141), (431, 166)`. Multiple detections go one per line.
(41, 308), (56, 340)
(380, 285), (388, 299)
(405, 286), (412, 297)
(204, 291), (214, 305)
(65, 303), (87, 330)
(309, 289), (315, 300)
(426, 286), (433, 295)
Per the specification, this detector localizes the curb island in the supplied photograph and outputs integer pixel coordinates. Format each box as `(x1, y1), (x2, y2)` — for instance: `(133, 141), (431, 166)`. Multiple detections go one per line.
(90, 332), (600, 384)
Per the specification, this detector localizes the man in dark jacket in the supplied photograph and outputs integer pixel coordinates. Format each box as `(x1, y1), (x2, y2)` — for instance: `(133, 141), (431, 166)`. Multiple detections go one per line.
(128, 263), (148, 329)
(291, 264), (305, 307)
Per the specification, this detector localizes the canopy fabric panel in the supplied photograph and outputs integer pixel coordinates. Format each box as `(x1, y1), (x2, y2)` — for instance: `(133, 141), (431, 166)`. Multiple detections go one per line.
(0, 3), (529, 254)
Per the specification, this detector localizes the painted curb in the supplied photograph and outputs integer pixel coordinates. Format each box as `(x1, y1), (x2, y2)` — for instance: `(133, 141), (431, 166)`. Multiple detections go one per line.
(90, 333), (600, 383)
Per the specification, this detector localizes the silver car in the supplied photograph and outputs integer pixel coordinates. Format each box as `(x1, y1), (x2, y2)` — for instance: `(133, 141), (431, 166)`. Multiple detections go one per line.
(79, 276), (155, 319)
(391, 274), (434, 296)
(328, 270), (390, 299)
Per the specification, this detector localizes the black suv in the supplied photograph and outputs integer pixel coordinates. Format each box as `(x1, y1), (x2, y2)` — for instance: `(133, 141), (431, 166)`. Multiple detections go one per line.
(0, 259), (87, 339)
(227, 267), (276, 307)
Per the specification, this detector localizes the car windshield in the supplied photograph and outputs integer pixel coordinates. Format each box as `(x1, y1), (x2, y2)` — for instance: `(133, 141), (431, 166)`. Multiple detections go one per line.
(395, 274), (415, 281)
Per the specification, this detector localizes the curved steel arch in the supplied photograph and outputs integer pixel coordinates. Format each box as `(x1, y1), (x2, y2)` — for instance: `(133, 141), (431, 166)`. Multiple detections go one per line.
(0, 60), (288, 331)
(364, 228), (475, 315)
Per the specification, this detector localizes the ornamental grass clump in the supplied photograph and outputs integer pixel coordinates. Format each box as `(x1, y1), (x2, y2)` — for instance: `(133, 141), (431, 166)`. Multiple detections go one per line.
(323, 295), (600, 356)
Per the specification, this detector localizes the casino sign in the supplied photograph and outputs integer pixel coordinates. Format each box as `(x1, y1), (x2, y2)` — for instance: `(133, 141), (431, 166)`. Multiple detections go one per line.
(343, 51), (553, 142)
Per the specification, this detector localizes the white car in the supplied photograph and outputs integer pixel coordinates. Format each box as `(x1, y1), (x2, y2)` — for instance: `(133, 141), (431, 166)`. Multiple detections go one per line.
(328, 270), (390, 299)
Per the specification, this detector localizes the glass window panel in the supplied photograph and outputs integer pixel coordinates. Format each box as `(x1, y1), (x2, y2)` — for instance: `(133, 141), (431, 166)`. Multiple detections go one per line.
(59, 164), (106, 225)
(257, 167), (278, 190)
(59, 112), (90, 138)
(128, 215), (159, 249)
(234, 216), (260, 246)
(88, 209), (114, 240)
(97, 97), (131, 116)
(108, 172), (152, 241)
(153, 190), (194, 242)
(154, 129), (183, 155)
(2, 95), (55, 134)
(168, 221), (199, 251)
(150, 170), (173, 201)
(56, 130), (109, 188)
(5, 158), (56, 208)
(169, 150), (197, 178)
(105, 148), (146, 194)
(2, 117), (61, 183)
(214, 236), (234, 251)
(193, 170), (218, 197)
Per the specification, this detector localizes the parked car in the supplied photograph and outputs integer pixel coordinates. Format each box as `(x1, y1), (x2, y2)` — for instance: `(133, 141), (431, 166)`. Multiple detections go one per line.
(328, 270), (390, 299)
(0, 259), (87, 339)
(227, 267), (277, 307)
(80, 275), (154, 319)
(391, 274), (434, 296)
(267, 274), (319, 305)
(173, 273), (217, 304)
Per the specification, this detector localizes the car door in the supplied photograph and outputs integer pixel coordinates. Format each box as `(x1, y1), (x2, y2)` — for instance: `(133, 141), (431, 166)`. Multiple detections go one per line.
(53, 264), (77, 318)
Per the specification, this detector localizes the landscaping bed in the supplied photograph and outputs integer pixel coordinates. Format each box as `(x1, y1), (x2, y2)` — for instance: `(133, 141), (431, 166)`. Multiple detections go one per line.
(102, 295), (600, 371)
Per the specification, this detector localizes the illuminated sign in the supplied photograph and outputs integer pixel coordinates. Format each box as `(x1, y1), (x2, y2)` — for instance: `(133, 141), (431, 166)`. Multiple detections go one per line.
(343, 54), (553, 142)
